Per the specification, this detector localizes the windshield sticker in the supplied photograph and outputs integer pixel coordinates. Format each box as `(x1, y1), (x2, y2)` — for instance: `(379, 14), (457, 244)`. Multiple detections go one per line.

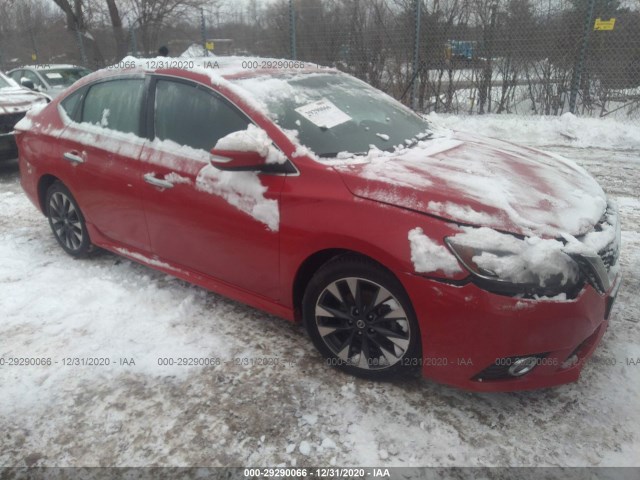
(295, 98), (352, 129)
(45, 72), (63, 79)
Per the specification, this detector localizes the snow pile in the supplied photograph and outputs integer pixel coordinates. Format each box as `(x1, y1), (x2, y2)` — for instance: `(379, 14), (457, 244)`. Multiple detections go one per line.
(180, 43), (215, 58)
(196, 165), (279, 231)
(408, 227), (462, 275)
(448, 227), (580, 288)
(441, 201), (619, 287)
(566, 202), (621, 255)
(214, 124), (287, 164)
(430, 112), (640, 151)
(144, 136), (280, 231)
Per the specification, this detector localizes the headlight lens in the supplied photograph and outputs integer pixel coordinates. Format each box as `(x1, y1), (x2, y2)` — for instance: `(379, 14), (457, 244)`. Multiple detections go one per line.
(445, 228), (582, 297)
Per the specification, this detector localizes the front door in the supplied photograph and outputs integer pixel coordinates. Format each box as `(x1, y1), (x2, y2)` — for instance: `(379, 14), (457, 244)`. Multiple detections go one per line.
(139, 78), (284, 300)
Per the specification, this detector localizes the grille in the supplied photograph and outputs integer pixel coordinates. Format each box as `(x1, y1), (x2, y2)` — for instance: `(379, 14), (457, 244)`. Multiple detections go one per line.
(0, 111), (26, 135)
(586, 205), (620, 273)
(599, 244), (619, 271)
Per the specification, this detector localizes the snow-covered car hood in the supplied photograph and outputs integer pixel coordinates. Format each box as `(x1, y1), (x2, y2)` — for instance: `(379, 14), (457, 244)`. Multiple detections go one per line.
(0, 87), (48, 114)
(334, 129), (607, 238)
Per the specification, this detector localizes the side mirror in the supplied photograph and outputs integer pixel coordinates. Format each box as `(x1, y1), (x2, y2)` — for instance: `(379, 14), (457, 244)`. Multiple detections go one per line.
(20, 78), (35, 90)
(210, 148), (267, 171)
(209, 125), (295, 173)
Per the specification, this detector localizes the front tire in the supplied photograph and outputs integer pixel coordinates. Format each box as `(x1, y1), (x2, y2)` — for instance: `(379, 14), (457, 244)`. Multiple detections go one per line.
(303, 255), (422, 380)
(46, 182), (93, 257)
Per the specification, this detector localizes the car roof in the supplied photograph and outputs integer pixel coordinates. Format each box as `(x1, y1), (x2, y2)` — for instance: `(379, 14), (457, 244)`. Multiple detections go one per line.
(82, 56), (338, 83)
(10, 64), (89, 72)
(55, 56), (342, 119)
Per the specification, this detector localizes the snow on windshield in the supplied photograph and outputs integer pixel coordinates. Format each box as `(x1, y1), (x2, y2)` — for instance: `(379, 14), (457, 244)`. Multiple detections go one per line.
(234, 73), (430, 157)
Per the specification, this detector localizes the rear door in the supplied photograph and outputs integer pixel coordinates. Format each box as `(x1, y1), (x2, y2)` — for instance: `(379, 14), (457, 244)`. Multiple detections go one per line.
(58, 77), (151, 251)
(138, 77), (284, 299)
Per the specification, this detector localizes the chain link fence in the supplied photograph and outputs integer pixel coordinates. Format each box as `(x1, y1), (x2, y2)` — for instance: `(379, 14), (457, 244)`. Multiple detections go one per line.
(1, 0), (638, 118)
(214, 0), (640, 119)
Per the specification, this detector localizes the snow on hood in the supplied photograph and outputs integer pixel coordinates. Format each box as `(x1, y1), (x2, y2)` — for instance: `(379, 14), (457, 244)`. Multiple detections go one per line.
(0, 87), (48, 114)
(335, 128), (607, 237)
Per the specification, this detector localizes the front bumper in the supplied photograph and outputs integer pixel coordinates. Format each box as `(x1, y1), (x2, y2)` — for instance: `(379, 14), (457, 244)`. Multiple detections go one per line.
(403, 272), (621, 392)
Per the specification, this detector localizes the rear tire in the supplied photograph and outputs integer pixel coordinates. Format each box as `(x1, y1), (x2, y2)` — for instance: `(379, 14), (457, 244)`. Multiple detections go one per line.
(45, 182), (93, 257)
(303, 255), (422, 380)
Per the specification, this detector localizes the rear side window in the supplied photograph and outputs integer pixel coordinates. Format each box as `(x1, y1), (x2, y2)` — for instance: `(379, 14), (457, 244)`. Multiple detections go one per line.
(60, 88), (86, 121)
(81, 79), (144, 135)
(154, 79), (250, 151)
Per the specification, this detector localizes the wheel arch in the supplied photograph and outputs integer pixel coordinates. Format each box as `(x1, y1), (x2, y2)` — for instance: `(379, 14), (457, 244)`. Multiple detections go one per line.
(37, 174), (61, 214)
(291, 248), (409, 322)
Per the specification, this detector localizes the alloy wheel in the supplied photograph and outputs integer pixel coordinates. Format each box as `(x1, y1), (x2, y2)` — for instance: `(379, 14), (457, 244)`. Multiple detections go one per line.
(314, 277), (411, 370)
(49, 191), (84, 251)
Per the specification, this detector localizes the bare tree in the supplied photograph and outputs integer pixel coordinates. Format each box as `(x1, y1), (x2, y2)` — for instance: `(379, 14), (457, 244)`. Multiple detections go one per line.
(106, 0), (127, 60)
(128, 0), (210, 54)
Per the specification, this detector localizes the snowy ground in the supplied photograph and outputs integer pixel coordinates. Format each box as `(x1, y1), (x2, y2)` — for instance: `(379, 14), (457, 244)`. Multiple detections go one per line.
(1, 114), (639, 467)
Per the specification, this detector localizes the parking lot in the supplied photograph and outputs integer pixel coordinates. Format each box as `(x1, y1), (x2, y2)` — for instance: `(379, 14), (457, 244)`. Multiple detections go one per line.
(1, 115), (639, 467)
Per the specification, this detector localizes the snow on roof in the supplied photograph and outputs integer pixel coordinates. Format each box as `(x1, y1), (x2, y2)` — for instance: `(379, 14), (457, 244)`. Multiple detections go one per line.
(95, 55), (338, 124)
(180, 43), (215, 58)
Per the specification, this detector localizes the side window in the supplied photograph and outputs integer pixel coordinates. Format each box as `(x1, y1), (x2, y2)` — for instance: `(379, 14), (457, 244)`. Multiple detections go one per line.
(9, 70), (23, 83)
(60, 88), (86, 121)
(81, 79), (144, 135)
(154, 79), (250, 151)
(24, 71), (45, 88)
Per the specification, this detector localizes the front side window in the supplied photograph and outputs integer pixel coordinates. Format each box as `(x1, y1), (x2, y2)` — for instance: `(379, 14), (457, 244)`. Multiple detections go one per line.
(81, 79), (144, 135)
(23, 70), (45, 88)
(154, 79), (250, 152)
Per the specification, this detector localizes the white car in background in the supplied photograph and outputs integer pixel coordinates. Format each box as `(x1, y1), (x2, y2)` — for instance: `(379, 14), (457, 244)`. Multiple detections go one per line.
(0, 71), (49, 161)
(7, 64), (92, 98)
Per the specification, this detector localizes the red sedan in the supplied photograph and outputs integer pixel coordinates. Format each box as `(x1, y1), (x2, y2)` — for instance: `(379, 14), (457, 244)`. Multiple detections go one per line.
(14, 58), (621, 391)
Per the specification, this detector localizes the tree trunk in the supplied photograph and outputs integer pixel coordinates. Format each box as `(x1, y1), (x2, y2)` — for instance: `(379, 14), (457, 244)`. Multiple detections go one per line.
(106, 0), (127, 60)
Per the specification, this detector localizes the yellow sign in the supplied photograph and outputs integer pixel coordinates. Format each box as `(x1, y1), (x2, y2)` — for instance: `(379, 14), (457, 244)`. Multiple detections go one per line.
(205, 41), (214, 51)
(594, 18), (616, 31)
(31, 53), (37, 61)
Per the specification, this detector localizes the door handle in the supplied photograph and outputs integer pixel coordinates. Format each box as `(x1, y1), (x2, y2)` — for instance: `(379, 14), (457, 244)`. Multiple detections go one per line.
(63, 151), (85, 164)
(144, 173), (174, 189)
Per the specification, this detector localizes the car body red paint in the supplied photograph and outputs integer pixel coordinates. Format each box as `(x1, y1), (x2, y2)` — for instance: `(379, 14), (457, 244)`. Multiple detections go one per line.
(15, 62), (620, 391)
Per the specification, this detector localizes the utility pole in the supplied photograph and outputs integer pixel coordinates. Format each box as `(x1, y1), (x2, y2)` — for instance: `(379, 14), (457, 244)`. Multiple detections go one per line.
(411, 0), (422, 111)
(569, 0), (596, 114)
(201, 7), (207, 51)
(289, 0), (297, 60)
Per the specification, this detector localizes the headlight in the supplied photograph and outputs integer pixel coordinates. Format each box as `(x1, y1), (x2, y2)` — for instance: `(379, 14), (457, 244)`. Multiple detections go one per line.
(445, 227), (582, 297)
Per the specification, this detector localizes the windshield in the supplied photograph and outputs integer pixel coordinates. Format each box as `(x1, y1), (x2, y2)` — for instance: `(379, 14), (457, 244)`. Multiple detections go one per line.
(0, 72), (14, 89)
(235, 73), (430, 157)
(41, 68), (91, 87)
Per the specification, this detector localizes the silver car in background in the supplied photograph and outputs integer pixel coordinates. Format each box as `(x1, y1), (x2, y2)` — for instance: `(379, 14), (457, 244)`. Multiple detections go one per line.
(7, 64), (92, 98)
(0, 71), (49, 161)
